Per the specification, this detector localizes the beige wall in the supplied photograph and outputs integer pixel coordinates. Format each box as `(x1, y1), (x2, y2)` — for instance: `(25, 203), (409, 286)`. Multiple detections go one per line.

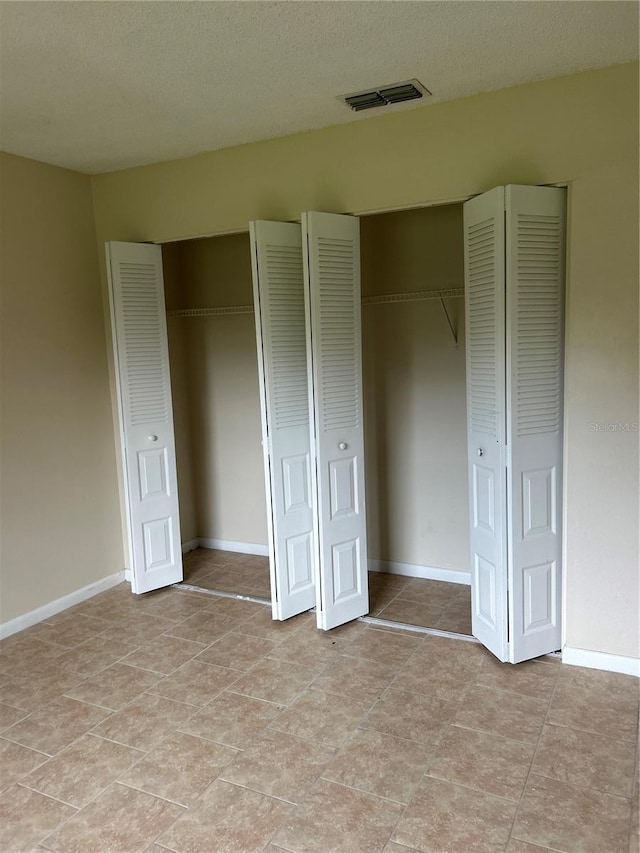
(92, 63), (639, 660)
(168, 234), (268, 546)
(0, 152), (122, 623)
(361, 205), (469, 571)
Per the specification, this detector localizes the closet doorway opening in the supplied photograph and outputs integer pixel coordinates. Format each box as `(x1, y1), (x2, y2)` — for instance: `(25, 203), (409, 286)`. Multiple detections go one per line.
(162, 231), (273, 603)
(360, 202), (472, 637)
(162, 202), (474, 636)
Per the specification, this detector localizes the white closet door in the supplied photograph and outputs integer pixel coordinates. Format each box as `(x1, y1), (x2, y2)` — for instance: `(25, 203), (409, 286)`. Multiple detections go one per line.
(106, 241), (183, 594)
(506, 185), (565, 662)
(302, 211), (368, 630)
(463, 188), (509, 662)
(250, 221), (316, 620)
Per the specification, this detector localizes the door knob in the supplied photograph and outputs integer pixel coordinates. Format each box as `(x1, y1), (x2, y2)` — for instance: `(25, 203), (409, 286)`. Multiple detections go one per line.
(476, 447), (484, 456)
(148, 435), (158, 442)
(338, 442), (348, 451)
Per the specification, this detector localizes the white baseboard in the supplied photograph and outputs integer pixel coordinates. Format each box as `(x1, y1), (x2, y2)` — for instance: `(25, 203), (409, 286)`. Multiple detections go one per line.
(368, 558), (471, 585)
(198, 538), (269, 557)
(181, 539), (199, 554)
(0, 571), (126, 640)
(562, 646), (639, 678)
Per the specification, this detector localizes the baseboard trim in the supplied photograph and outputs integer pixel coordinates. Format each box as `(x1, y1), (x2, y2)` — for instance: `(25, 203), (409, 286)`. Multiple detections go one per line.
(368, 558), (470, 586)
(198, 538), (269, 557)
(562, 646), (639, 678)
(181, 539), (199, 554)
(0, 571), (126, 640)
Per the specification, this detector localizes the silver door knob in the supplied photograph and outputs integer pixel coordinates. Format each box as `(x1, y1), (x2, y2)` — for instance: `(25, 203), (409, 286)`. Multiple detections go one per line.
(476, 447), (484, 456)
(338, 442), (348, 451)
(148, 435), (158, 442)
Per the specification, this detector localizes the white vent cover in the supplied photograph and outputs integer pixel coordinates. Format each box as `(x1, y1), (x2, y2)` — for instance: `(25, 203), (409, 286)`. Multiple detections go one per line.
(341, 79), (431, 111)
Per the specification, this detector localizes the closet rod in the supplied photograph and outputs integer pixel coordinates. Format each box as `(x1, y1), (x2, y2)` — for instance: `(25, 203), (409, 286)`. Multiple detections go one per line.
(167, 287), (465, 318)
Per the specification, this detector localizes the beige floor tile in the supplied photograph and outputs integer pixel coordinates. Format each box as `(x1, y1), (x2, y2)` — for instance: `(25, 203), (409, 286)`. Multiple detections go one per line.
(147, 660), (239, 706)
(196, 631), (277, 671)
(384, 843), (423, 853)
(346, 628), (421, 666)
(273, 778), (404, 853)
(65, 663), (162, 711)
(33, 615), (112, 649)
(531, 723), (636, 797)
(0, 639), (66, 679)
(179, 690), (283, 749)
(267, 628), (352, 671)
(322, 728), (432, 804)
(505, 841), (554, 853)
(90, 693), (195, 752)
(476, 656), (560, 700)
(0, 667), (85, 712)
(512, 773), (632, 853)
(392, 776), (516, 852)
(376, 598), (446, 628)
(391, 643), (485, 702)
(235, 609), (314, 643)
(53, 636), (135, 677)
(127, 590), (213, 622)
(164, 610), (238, 644)
(454, 685), (549, 744)
(397, 577), (465, 604)
(158, 777), (290, 852)
(94, 613), (174, 645)
(0, 701), (29, 731)
(230, 657), (317, 705)
(42, 783), (184, 853)
(203, 596), (267, 623)
(2, 696), (110, 755)
(548, 675), (639, 742)
(220, 729), (335, 804)
(431, 606), (472, 635)
(0, 738), (48, 791)
(20, 733), (142, 808)
(121, 635), (207, 675)
(118, 731), (238, 806)
(0, 631), (65, 663)
(368, 589), (401, 616)
(311, 654), (397, 704)
(269, 688), (371, 748)
(427, 725), (535, 801)
(363, 687), (458, 745)
(0, 785), (76, 851)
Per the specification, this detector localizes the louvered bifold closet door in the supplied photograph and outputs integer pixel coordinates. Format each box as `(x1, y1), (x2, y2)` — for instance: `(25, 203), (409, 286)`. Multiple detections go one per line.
(250, 221), (316, 620)
(505, 186), (565, 662)
(302, 212), (368, 630)
(106, 242), (182, 593)
(463, 188), (509, 661)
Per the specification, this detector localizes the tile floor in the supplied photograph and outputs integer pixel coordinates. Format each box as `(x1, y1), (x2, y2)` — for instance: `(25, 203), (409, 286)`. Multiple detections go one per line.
(0, 578), (638, 852)
(183, 548), (473, 635)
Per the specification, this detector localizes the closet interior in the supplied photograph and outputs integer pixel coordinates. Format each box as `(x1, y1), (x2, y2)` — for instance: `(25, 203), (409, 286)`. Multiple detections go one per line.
(162, 201), (474, 636)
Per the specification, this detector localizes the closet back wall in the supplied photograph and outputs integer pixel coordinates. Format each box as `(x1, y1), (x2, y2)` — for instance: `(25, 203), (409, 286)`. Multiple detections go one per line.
(361, 205), (468, 573)
(165, 234), (268, 549)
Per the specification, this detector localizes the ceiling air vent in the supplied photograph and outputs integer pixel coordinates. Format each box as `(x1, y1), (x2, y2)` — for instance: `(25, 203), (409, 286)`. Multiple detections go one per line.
(342, 79), (430, 112)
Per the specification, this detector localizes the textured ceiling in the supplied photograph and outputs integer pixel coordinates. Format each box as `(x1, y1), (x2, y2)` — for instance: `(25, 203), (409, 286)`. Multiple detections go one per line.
(0, 1), (637, 174)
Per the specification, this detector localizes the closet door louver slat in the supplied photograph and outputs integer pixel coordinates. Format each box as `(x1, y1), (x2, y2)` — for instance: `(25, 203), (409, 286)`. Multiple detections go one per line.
(464, 187), (509, 662)
(303, 211), (369, 631)
(506, 185), (565, 663)
(107, 242), (183, 593)
(251, 221), (316, 620)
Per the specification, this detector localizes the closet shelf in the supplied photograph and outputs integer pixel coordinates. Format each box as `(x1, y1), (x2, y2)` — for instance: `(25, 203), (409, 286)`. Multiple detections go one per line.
(167, 287), (466, 319)
(167, 306), (255, 317)
(361, 287), (464, 305)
